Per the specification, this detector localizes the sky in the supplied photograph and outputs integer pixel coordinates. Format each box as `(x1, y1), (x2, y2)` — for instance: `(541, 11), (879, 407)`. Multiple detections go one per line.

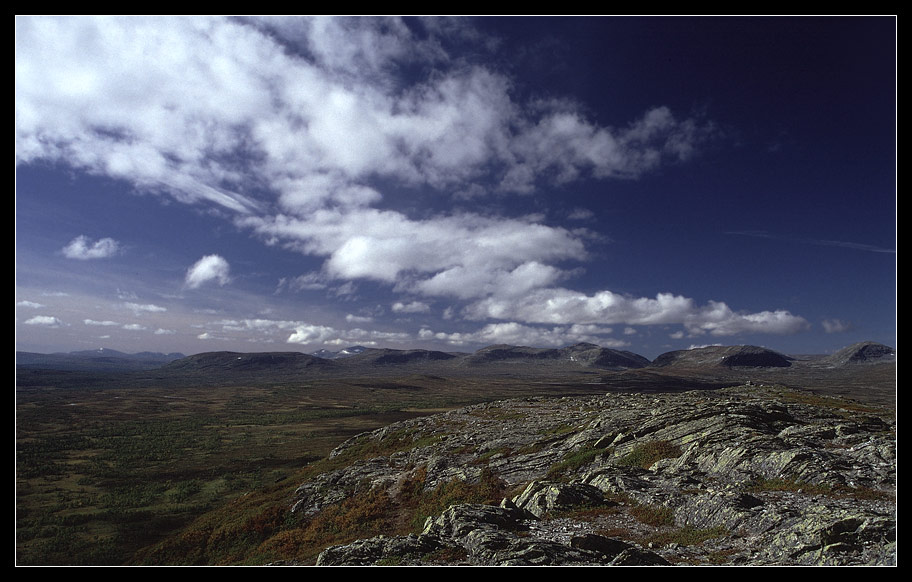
(15, 16), (896, 360)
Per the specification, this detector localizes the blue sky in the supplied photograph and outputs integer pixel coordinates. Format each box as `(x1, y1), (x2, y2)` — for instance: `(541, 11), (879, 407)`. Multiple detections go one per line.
(15, 16), (896, 359)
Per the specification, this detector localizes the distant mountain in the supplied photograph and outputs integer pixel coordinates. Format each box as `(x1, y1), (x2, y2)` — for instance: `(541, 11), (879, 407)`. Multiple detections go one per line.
(16, 349), (185, 372)
(161, 351), (334, 374)
(311, 346), (370, 359)
(465, 342), (650, 370)
(651, 345), (793, 369)
(344, 348), (461, 367)
(558, 343), (651, 369)
(822, 342), (895, 367)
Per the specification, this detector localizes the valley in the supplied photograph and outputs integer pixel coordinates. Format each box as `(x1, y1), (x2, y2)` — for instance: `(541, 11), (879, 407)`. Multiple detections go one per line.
(15, 341), (895, 565)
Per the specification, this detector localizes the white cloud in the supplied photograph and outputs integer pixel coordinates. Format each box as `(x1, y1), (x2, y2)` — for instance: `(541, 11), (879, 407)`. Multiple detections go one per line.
(392, 300), (431, 314)
(122, 323), (147, 331)
(285, 322), (410, 346)
(286, 324), (339, 345)
(24, 315), (65, 327)
(426, 321), (628, 348)
(84, 319), (119, 326)
(15, 16), (810, 349)
(17, 300), (44, 308)
(61, 235), (121, 260)
(464, 288), (809, 337)
(17, 16), (709, 292)
(242, 209), (585, 302)
(185, 255), (231, 289)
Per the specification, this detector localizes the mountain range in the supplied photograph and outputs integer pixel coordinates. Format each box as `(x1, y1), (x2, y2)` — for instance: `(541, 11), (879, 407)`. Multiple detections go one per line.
(15, 348), (186, 372)
(16, 341), (893, 375)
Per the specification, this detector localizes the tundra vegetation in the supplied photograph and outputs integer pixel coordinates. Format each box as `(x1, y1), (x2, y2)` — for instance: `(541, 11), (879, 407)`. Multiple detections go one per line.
(15, 343), (895, 565)
(15, 371), (610, 565)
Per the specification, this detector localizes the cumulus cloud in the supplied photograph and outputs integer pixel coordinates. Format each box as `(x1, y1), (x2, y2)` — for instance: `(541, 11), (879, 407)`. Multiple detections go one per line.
(17, 16), (709, 268)
(463, 288), (809, 337)
(24, 315), (65, 327)
(17, 300), (44, 308)
(241, 209), (585, 301)
(423, 321), (628, 348)
(285, 322), (410, 346)
(185, 255), (231, 289)
(61, 235), (121, 260)
(15, 16), (809, 349)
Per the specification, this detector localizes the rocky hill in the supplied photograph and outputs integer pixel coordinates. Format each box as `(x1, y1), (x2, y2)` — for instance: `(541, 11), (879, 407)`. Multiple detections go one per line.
(650, 345), (793, 369)
(822, 342), (896, 367)
(311, 346), (370, 359)
(271, 383), (894, 566)
(343, 348), (462, 367)
(161, 351), (334, 374)
(453, 342), (651, 371)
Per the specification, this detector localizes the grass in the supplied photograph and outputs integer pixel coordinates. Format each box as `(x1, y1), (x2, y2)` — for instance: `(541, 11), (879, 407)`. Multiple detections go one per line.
(546, 444), (606, 480)
(643, 525), (729, 547)
(629, 503), (675, 527)
(615, 440), (682, 469)
(138, 464), (507, 565)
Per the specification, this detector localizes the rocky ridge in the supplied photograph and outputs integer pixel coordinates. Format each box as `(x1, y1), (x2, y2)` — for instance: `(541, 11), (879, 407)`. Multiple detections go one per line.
(291, 384), (895, 566)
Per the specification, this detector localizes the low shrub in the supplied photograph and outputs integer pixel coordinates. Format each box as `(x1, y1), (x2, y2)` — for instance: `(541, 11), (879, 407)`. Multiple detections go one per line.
(616, 440), (682, 469)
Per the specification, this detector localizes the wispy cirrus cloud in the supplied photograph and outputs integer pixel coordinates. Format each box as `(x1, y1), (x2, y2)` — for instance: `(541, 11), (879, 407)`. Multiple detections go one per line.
(124, 302), (167, 315)
(822, 318), (854, 333)
(726, 230), (895, 254)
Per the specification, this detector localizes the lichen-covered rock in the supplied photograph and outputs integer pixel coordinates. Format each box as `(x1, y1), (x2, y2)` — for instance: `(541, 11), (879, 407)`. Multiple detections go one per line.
(301, 384), (894, 566)
(512, 481), (608, 518)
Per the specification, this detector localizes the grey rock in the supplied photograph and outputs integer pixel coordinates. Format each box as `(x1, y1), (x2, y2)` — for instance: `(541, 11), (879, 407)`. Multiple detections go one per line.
(300, 384), (894, 566)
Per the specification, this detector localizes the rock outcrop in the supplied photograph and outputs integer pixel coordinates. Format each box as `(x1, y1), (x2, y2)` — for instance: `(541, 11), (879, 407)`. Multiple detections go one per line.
(292, 384), (895, 566)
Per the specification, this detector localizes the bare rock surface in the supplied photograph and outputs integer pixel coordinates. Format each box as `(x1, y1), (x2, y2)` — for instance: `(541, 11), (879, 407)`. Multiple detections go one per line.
(298, 384), (895, 566)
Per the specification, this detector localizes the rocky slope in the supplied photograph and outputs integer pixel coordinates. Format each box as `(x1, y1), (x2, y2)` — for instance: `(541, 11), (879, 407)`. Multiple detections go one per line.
(650, 345), (793, 369)
(822, 342), (896, 367)
(288, 383), (895, 566)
